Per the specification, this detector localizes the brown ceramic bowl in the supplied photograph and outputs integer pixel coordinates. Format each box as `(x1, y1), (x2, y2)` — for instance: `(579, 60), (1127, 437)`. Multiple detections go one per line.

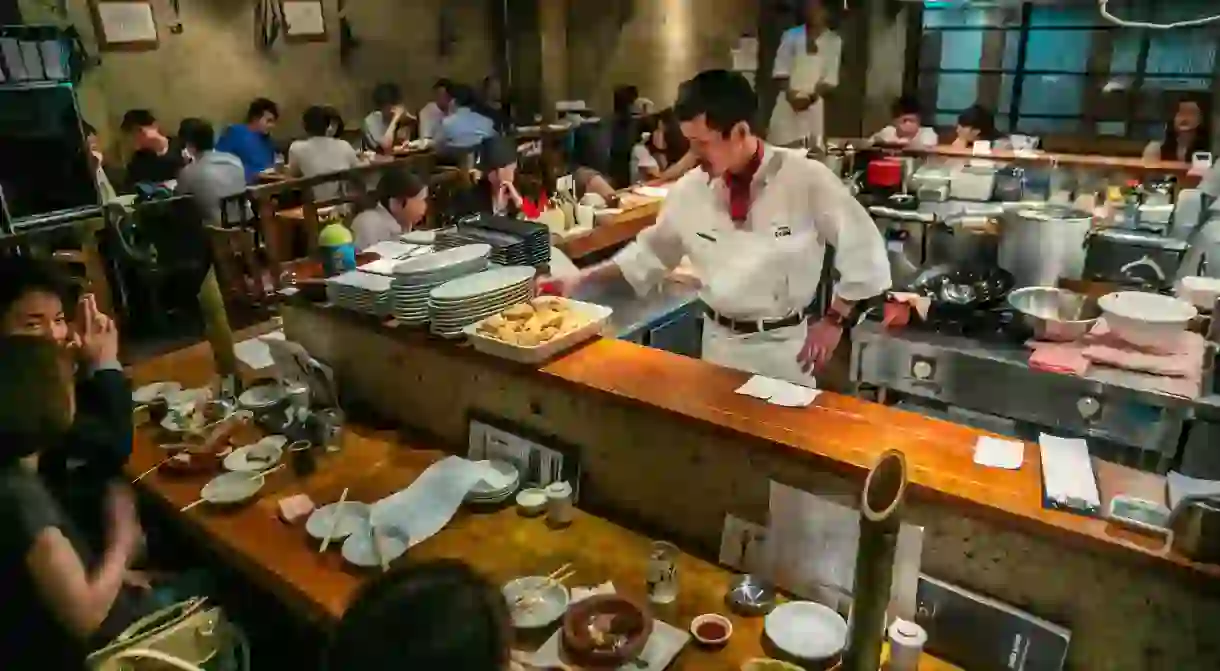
(561, 594), (653, 667)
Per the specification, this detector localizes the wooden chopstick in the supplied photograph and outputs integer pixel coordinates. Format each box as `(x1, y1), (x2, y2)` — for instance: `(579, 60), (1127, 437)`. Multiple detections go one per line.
(251, 464), (286, 480)
(320, 488), (349, 553)
(513, 567), (577, 606)
(545, 563), (572, 580)
(179, 498), (205, 512)
(131, 456), (173, 483)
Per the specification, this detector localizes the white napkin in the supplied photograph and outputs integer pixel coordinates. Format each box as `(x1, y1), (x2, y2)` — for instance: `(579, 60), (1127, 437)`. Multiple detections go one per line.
(974, 436), (1024, 470)
(474, 460), (515, 490)
(570, 580), (616, 604)
(734, 375), (822, 408)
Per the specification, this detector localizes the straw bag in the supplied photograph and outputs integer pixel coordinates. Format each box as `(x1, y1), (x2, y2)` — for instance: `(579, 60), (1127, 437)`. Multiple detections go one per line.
(86, 597), (237, 671)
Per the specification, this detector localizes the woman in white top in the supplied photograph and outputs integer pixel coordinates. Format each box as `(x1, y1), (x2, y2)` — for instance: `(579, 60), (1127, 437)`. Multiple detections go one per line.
(768, 0), (841, 146)
(871, 95), (940, 148)
(287, 106), (365, 202)
(1143, 95), (1212, 164)
(630, 111), (699, 184)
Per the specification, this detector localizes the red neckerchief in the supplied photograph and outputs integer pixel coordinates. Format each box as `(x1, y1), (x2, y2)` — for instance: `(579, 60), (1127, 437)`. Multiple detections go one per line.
(724, 143), (764, 224)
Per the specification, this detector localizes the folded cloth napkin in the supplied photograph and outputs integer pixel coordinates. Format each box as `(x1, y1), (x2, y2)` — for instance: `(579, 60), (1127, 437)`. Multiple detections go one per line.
(1027, 340), (1090, 376)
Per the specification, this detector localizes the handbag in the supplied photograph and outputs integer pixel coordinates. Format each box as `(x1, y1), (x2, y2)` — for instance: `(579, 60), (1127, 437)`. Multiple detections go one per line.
(86, 597), (235, 671)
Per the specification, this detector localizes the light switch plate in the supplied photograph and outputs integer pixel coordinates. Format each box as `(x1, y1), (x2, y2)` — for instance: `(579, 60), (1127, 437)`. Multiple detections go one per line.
(718, 514), (768, 573)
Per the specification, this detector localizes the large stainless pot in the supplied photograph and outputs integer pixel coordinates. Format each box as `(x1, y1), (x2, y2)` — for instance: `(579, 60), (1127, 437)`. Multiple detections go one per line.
(998, 203), (1094, 288)
(926, 214), (999, 268)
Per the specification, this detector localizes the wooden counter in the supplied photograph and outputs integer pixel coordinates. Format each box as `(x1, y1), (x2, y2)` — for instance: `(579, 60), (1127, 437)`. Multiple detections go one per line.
(283, 304), (1220, 670)
(125, 330), (955, 669)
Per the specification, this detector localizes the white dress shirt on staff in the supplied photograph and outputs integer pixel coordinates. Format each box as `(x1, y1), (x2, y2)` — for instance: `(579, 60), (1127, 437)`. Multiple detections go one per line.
(769, 26), (842, 146)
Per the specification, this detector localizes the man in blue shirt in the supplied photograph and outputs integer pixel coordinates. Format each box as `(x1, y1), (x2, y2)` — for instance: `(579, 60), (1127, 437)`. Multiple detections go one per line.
(216, 97), (280, 183)
(435, 85), (497, 158)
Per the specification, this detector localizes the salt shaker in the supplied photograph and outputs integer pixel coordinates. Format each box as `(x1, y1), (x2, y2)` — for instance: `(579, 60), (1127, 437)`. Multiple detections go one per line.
(545, 481), (573, 527)
(887, 618), (927, 671)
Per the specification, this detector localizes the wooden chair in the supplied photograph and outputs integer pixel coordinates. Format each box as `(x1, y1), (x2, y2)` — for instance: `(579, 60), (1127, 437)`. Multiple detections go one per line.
(204, 224), (277, 315)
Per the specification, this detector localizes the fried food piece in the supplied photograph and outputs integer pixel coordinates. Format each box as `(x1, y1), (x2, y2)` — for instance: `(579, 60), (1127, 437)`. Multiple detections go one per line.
(540, 326), (559, 341)
(530, 296), (566, 311)
(515, 331), (543, 347)
(503, 304), (534, 321)
(536, 310), (564, 330)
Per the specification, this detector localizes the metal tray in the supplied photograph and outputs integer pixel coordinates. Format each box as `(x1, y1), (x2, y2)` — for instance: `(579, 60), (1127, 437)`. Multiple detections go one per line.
(462, 299), (614, 364)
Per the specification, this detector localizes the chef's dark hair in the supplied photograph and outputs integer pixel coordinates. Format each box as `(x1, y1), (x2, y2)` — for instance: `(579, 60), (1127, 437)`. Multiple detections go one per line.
(246, 97), (279, 122)
(325, 559), (509, 671)
(674, 69), (757, 137)
(0, 257), (71, 323)
(0, 335), (75, 465)
(377, 168), (426, 208)
(120, 109), (157, 132)
(178, 117), (216, 153)
(892, 95), (923, 119)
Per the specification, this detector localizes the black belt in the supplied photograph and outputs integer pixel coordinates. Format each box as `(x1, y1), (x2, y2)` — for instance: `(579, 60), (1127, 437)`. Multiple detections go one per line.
(703, 307), (807, 334)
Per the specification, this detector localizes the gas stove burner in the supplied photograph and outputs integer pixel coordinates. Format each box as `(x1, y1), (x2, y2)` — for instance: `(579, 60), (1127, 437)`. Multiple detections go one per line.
(915, 306), (1031, 343)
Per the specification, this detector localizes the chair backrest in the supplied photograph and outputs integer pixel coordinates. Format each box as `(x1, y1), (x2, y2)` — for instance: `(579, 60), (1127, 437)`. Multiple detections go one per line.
(204, 224), (273, 309)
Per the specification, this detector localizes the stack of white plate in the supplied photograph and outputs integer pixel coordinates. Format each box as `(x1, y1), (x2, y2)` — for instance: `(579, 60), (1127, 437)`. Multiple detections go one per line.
(325, 271), (394, 316)
(464, 460), (520, 505)
(428, 266), (536, 338)
(389, 244), (491, 326)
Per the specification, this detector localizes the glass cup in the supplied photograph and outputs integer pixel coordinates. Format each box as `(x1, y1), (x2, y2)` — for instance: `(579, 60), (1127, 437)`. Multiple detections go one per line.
(646, 541), (679, 604)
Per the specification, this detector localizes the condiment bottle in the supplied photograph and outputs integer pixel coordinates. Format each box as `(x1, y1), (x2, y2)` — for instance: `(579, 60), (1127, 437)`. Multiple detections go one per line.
(545, 481), (573, 526)
(887, 618), (927, 671)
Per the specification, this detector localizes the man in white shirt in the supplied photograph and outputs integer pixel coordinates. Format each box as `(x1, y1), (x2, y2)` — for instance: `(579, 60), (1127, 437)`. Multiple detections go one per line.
(550, 70), (890, 386)
(769, 0), (842, 146)
(288, 106), (364, 202)
(350, 168), (429, 251)
(418, 79), (454, 140)
(870, 95), (940, 148)
(362, 82), (414, 154)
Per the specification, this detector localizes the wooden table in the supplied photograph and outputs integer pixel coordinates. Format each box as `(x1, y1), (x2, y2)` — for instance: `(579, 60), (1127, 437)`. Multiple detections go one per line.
(126, 334), (955, 670)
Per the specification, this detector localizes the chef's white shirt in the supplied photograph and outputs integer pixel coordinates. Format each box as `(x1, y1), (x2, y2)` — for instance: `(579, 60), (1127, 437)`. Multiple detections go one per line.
(613, 144), (891, 320)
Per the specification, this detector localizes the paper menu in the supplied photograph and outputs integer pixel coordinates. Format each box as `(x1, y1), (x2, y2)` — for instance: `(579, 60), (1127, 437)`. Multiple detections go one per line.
(765, 482), (924, 619)
(1038, 434), (1100, 513)
(233, 330), (285, 371)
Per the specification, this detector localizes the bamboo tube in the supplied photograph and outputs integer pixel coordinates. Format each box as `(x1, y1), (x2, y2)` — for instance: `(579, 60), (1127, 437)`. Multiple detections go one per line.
(198, 267), (239, 379)
(842, 450), (909, 671)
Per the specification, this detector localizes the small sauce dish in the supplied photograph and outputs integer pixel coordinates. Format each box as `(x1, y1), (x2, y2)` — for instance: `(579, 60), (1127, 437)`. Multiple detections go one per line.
(516, 488), (547, 517)
(690, 613), (733, 648)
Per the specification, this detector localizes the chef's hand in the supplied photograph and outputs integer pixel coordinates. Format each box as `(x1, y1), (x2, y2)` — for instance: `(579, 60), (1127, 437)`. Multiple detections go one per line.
(536, 273), (580, 297)
(75, 294), (119, 367)
(797, 317), (844, 373)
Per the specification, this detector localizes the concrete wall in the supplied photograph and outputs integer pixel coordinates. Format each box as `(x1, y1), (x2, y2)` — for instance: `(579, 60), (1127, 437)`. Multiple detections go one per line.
(19, 0), (496, 148)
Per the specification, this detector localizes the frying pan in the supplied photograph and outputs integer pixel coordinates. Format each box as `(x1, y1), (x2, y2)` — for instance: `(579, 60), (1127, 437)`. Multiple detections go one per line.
(907, 263), (1015, 311)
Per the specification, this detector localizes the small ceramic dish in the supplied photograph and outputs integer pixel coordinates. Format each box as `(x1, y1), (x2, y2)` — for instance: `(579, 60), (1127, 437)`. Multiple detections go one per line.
(562, 594), (653, 667)
(341, 524), (410, 568)
(502, 576), (571, 629)
(223, 435), (287, 472)
(515, 488), (547, 516)
(200, 471), (265, 506)
(690, 613), (733, 647)
(306, 501), (371, 541)
(133, 381), (183, 405)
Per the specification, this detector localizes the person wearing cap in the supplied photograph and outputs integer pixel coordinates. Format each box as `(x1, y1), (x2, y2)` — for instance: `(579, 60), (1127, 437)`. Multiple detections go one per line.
(349, 169), (429, 252)
(452, 138), (543, 220)
(545, 70), (890, 386)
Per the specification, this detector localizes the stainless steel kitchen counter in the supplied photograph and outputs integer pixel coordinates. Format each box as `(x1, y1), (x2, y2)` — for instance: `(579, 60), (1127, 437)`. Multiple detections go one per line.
(572, 277), (701, 339)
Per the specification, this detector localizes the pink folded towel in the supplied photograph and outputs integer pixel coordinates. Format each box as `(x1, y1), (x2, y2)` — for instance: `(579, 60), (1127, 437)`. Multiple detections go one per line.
(1027, 340), (1090, 376)
(1082, 321), (1206, 378)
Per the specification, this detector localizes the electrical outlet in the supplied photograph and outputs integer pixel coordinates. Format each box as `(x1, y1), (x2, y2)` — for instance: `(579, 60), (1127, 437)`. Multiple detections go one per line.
(718, 514), (768, 573)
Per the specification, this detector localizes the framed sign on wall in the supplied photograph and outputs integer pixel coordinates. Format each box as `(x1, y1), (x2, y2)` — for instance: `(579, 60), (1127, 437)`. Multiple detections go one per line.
(88, 0), (159, 52)
(283, 0), (327, 43)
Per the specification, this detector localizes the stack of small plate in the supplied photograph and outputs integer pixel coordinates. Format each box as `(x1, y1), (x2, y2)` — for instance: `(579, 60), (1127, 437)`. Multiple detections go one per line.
(428, 266), (536, 338)
(325, 271), (394, 317)
(389, 244), (491, 326)
(464, 460), (520, 505)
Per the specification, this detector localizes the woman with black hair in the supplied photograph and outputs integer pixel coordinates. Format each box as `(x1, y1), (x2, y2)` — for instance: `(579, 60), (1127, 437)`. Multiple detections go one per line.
(349, 168), (428, 251)
(0, 336), (145, 670)
(452, 137), (542, 219)
(287, 105), (364, 202)
(325, 559), (511, 671)
(951, 104), (1005, 149)
(1144, 95), (1212, 164)
(630, 109), (697, 184)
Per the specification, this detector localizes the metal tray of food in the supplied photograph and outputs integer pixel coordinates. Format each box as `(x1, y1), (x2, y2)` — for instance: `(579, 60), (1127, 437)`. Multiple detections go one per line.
(462, 298), (613, 364)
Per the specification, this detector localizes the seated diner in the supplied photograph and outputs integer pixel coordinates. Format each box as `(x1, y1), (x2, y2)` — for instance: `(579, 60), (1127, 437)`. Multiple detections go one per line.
(870, 95), (939, 148)
(288, 105), (366, 202)
(216, 97), (281, 183)
(1143, 94), (1212, 164)
(350, 167), (428, 251)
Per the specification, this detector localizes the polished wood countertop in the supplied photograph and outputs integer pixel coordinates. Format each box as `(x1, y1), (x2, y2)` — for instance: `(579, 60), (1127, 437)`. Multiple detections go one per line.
(290, 304), (1218, 584)
(124, 329), (955, 669)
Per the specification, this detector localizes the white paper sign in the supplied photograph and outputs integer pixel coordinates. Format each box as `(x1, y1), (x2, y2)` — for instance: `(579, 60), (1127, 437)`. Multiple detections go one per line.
(283, 1), (326, 36)
(97, 3), (158, 43)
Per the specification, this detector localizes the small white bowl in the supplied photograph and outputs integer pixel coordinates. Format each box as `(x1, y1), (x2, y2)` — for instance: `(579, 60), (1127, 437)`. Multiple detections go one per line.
(502, 576), (570, 629)
(223, 436), (287, 472)
(1176, 276), (1220, 311)
(516, 488), (547, 516)
(690, 613), (733, 647)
